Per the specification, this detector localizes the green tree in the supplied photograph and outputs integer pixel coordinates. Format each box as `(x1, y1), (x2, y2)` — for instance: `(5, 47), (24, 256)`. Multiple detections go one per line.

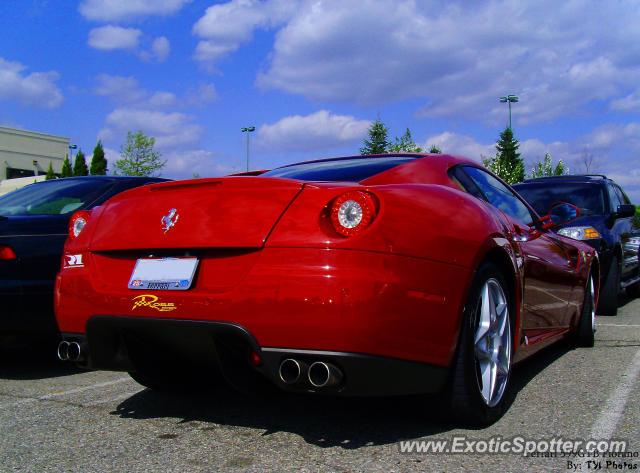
(45, 161), (55, 180)
(633, 205), (640, 229)
(73, 150), (89, 176)
(529, 153), (570, 178)
(388, 128), (423, 153)
(115, 130), (166, 176)
(483, 127), (525, 184)
(61, 154), (73, 177)
(360, 118), (389, 154)
(428, 145), (442, 154)
(90, 140), (108, 175)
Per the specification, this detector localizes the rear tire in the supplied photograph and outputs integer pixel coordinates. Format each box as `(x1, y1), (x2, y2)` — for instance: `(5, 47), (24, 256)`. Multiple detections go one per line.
(576, 274), (595, 347)
(598, 254), (620, 316)
(448, 262), (513, 426)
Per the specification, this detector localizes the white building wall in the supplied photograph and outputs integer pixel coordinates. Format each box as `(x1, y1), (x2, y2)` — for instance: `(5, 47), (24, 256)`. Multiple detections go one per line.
(0, 126), (70, 179)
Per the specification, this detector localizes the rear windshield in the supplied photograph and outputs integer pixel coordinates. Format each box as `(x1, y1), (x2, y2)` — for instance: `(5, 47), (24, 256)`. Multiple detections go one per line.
(0, 178), (112, 216)
(513, 182), (605, 216)
(262, 156), (416, 182)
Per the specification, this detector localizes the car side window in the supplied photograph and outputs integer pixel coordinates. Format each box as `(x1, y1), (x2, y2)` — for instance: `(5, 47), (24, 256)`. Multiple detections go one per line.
(613, 184), (631, 206)
(606, 183), (622, 212)
(460, 166), (535, 224)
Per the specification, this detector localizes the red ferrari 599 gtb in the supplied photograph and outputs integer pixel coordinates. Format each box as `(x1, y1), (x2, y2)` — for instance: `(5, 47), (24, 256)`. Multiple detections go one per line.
(55, 154), (597, 425)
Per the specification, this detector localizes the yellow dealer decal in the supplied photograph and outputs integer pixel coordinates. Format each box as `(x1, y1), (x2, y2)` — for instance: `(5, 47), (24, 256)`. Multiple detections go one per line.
(132, 295), (177, 312)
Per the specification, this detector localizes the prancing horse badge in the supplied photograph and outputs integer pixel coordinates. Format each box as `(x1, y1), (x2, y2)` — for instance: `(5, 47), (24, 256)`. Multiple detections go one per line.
(161, 208), (179, 233)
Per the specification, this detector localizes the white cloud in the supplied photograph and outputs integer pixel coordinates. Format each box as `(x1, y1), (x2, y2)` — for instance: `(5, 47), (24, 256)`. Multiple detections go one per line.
(94, 74), (216, 109)
(99, 108), (204, 150)
(0, 57), (63, 109)
(422, 132), (494, 162)
(88, 26), (141, 51)
(256, 110), (371, 152)
(162, 149), (235, 179)
(94, 74), (147, 103)
(610, 90), (640, 112)
(185, 83), (218, 106)
(192, 0), (297, 67)
(151, 37), (170, 62)
(233, 0), (640, 125)
(79, 0), (191, 22)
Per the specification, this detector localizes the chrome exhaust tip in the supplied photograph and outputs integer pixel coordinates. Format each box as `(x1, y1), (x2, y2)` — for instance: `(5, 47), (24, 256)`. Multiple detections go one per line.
(57, 341), (70, 361)
(279, 358), (308, 384)
(67, 342), (83, 362)
(308, 361), (343, 388)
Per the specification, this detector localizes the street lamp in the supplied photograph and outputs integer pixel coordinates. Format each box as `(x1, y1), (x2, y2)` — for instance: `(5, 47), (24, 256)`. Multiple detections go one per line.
(499, 95), (519, 130)
(69, 144), (77, 163)
(241, 126), (255, 172)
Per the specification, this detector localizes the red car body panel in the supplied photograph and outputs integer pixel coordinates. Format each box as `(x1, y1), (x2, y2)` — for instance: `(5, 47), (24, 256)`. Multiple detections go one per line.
(54, 154), (597, 395)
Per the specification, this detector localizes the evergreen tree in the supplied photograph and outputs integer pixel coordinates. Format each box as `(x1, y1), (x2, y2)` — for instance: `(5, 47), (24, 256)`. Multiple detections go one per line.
(530, 153), (569, 178)
(483, 127), (525, 184)
(115, 130), (166, 176)
(428, 145), (442, 154)
(73, 150), (89, 176)
(61, 154), (73, 177)
(360, 118), (389, 154)
(388, 128), (423, 153)
(45, 161), (55, 180)
(90, 140), (108, 175)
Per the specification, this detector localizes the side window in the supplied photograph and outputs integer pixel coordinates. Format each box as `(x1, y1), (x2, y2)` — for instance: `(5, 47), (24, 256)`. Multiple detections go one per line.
(606, 183), (623, 212)
(461, 166), (534, 224)
(614, 184), (630, 205)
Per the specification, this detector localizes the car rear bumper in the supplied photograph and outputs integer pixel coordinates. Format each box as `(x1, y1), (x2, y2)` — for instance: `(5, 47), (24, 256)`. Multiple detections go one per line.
(56, 247), (471, 368)
(61, 316), (449, 396)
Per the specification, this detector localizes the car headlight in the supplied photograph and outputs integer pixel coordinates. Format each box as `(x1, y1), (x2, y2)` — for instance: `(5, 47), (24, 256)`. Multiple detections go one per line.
(557, 226), (600, 240)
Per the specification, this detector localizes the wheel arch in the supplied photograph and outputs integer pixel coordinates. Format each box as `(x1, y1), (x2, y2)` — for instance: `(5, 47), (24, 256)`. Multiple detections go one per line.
(450, 238), (522, 364)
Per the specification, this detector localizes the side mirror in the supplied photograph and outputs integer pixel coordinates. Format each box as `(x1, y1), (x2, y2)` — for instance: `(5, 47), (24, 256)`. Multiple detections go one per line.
(616, 204), (636, 219)
(541, 202), (580, 229)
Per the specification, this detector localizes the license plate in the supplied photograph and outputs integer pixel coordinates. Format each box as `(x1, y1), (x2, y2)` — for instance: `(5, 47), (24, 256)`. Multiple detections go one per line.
(128, 257), (199, 290)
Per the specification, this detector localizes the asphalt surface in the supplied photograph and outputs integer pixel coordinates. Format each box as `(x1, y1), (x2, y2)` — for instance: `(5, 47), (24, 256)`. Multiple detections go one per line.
(1, 297), (639, 473)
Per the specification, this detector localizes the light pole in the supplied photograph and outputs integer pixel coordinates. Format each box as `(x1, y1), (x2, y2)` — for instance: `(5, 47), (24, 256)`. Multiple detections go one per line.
(241, 127), (255, 172)
(69, 144), (77, 164)
(499, 95), (519, 129)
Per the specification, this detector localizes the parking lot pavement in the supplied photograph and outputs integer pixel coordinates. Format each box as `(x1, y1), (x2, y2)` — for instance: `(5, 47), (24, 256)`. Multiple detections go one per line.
(1, 297), (639, 473)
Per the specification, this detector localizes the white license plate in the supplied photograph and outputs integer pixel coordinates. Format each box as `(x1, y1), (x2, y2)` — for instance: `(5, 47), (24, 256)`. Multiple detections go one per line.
(128, 257), (199, 290)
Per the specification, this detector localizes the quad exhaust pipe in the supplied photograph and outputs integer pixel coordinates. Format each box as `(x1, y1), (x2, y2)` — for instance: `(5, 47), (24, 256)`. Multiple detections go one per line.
(57, 341), (84, 362)
(308, 361), (343, 388)
(278, 358), (343, 388)
(279, 358), (308, 385)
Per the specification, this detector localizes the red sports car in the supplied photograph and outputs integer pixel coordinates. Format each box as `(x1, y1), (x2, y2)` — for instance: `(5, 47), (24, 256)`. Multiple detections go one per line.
(54, 154), (597, 425)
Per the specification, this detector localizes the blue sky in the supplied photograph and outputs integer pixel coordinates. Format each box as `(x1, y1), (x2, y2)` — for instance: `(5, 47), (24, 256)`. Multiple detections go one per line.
(1, 0), (640, 201)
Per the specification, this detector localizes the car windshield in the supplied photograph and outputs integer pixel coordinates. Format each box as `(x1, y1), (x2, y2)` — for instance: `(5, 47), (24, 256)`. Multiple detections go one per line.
(262, 156), (417, 182)
(0, 178), (112, 216)
(513, 182), (605, 216)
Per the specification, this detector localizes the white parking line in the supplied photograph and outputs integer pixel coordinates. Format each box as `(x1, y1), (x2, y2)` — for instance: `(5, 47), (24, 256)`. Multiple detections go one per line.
(82, 389), (143, 407)
(590, 347), (640, 439)
(0, 376), (132, 409)
(597, 323), (640, 327)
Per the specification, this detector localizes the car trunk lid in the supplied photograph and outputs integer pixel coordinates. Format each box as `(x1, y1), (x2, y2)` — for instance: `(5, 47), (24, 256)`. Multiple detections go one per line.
(89, 177), (304, 251)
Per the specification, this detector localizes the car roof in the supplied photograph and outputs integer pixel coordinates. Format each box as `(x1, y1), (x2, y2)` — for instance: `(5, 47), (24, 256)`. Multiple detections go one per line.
(516, 174), (610, 185)
(270, 153), (478, 170)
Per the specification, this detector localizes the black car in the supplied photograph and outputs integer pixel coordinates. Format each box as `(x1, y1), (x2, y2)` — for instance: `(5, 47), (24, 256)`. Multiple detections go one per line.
(0, 176), (167, 344)
(513, 175), (639, 315)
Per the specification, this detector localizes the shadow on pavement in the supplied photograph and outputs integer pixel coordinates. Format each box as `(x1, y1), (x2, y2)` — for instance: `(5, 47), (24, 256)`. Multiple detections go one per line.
(110, 341), (575, 449)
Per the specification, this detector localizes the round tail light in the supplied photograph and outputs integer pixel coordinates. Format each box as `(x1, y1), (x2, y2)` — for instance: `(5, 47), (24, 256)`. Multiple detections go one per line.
(68, 210), (92, 240)
(330, 191), (377, 237)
